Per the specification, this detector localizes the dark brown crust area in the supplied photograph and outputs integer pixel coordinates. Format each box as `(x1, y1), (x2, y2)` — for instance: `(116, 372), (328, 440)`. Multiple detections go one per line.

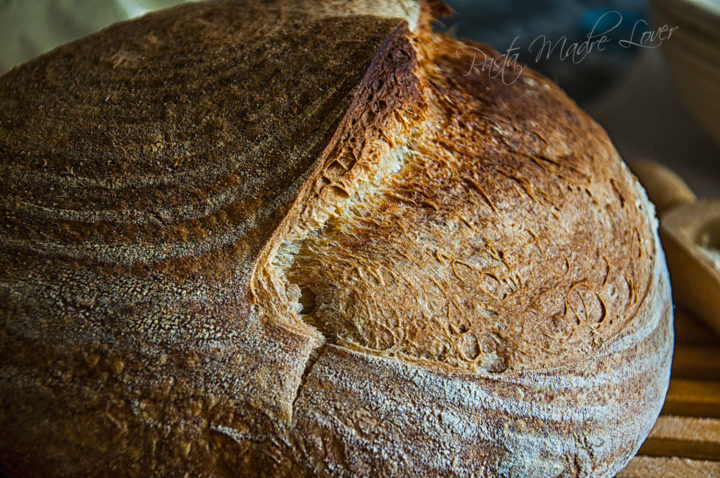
(0, 2), (403, 257)
(0, 1), (414, 476)
(285, 32), (656, 372)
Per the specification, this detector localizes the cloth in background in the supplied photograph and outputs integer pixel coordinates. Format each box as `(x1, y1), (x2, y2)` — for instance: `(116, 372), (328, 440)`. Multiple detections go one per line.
(0, 0), (194, 73)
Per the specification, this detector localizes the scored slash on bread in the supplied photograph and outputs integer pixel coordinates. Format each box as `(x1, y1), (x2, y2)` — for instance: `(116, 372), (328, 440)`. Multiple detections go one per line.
(0, 1), (673, 477)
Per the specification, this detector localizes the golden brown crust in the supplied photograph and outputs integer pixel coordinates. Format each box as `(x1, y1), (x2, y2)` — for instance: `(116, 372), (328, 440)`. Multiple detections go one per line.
(260, 30), (673, 477)
(282, 33), (658, 373)
(0, 1), (672, 477)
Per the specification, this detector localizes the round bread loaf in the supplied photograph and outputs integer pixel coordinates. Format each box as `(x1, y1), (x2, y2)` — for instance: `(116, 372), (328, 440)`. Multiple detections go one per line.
(0, 1), (673, 477)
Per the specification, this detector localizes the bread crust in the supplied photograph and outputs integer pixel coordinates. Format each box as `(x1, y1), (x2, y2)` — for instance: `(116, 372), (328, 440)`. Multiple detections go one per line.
(0, 1), (672, 477)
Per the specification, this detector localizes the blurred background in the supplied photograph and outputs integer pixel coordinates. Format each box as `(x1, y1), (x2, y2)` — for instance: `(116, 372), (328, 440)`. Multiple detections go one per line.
(0, 0), (718, 195)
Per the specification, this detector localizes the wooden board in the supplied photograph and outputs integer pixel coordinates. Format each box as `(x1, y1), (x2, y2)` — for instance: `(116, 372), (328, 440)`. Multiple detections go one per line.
(617, 308), (720, 477)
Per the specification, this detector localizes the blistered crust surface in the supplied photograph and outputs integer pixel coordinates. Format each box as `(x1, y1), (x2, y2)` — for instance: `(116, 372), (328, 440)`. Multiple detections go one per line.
(280, 33), (656, 373)
(257, 25), (671, 478)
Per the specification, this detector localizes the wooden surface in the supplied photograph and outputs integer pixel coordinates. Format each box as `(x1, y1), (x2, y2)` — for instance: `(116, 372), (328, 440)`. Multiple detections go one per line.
(617, 308), (720, 477)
